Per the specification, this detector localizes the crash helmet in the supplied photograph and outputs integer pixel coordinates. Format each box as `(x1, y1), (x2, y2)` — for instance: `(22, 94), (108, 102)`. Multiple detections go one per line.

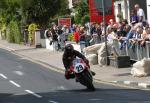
(65, 44), (74, 53)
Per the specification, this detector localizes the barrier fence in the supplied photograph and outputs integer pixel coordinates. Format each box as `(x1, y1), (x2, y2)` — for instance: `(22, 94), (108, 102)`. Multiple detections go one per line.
(121, 41), (150, 61)
(100, 35), (150, 61)
(40, 29), (150, 62)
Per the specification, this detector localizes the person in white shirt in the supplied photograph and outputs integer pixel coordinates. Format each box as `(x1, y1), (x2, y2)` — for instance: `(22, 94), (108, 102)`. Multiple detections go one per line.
(134, 4), (146, 22)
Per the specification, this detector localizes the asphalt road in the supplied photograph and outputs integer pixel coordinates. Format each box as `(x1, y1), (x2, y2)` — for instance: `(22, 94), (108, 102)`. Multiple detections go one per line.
(0, 48), (150, 103)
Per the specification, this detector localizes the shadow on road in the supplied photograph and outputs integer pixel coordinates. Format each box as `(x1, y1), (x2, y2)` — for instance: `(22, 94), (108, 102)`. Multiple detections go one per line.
(1, 88), (150, 103)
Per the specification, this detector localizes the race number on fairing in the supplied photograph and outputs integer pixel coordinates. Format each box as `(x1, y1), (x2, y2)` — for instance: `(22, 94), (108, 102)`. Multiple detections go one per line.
(74, 63), (84, 73)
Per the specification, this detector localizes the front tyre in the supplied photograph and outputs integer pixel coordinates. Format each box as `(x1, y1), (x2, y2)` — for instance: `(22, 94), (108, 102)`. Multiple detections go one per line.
(78, 70), (95, 91)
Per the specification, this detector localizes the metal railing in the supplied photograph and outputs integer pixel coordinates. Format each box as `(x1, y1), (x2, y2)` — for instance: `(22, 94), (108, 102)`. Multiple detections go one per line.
(105, 39), (150, 61)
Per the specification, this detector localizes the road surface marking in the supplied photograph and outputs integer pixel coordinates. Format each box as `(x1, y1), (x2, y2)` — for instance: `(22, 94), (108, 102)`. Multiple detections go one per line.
(89, 98), (103, 101)
(49, 101), (58, 103)
(57, 86), (65, 90)
(0, 73), (8, 79)
(6, 46), (15, 51)
(17, 65), (23, 69)
(9, 80), (21, 87)
(13, 71), (24, 76)
(25, 90), (42, 98)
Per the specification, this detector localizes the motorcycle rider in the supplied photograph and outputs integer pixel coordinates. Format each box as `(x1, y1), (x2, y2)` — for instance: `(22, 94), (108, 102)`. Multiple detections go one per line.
(62, 44), (95, 79)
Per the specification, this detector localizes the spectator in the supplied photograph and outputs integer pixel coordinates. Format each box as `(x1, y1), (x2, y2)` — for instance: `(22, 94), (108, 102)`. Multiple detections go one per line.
(119, 23), (139, 49)
(134, 4), (147, 27)
(85, 23), (91, 46)
(134, 4), (145, 22)
(70, 24), (76, 33)
(62, 25), (69, 41)
(130, 26), (143, 44)
(23, 29), (29, 45)
(117, 19), (128, 38)
(106, 19), (115, 34)
(73, 26), (80, 43)
(57, 26), (63, 50)
(140, 27), (150, 47)
(118, 24), (131, 40)
(50, 25), (59, 51)
(130, 9), (138, 26)
(107, 27), (117, 43)
(95, 24), (102, 43)
(145, 27), (150, 40)
(90, 23), (100, 45)
(100, 22), (105, 36)
(90, 23), (96, 36)
(44, 28), (53, 46)
(79, 26), (86, 53)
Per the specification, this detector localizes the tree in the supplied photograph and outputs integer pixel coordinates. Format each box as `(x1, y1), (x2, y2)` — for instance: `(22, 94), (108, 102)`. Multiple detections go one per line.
(0, 0), (22, 41)
(74, 0), (89, 24)
(21, 0), (70, 28)
(0, 0), (70, 43)
(0, 0), (70, 28)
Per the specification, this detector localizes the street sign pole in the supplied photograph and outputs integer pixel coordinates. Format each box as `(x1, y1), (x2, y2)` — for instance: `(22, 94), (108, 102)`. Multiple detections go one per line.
(102, 0), (109, 65)
(94, 0), (109, 65)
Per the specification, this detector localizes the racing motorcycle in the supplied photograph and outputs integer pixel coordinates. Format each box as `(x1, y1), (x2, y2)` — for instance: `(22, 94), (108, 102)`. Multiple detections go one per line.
(69, 58), (95, 91)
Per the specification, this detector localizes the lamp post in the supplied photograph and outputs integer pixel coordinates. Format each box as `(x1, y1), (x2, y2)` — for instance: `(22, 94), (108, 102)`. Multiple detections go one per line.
(94, 0), (109, 65)
(102, 0), (109, 65)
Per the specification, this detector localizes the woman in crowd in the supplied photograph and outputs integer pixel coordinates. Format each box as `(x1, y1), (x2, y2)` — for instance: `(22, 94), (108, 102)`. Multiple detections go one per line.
(79, 26), (86, 53)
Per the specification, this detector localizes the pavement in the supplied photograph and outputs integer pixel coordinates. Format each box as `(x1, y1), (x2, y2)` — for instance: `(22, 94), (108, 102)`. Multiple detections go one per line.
(0, 40), (150, 90)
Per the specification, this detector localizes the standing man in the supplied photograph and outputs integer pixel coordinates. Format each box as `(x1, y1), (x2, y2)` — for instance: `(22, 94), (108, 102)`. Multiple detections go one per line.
(50, 23), (59, 51)
(134, 4), (147, 27)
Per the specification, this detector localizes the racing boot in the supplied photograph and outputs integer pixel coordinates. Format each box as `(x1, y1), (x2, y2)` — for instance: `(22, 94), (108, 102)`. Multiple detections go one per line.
(91, 71), (96, 76)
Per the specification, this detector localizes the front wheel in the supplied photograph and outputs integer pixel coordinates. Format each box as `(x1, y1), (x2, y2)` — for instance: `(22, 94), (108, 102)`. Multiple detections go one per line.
(78, 70), (95, 91)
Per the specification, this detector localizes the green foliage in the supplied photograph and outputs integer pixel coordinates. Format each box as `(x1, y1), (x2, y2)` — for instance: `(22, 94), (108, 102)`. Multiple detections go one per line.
(74, 1), (89, 17)
(0, 0), (70, 43)
(28, 23), (38, 42)
(74, 1), (89, 24)
(70, 16), (75, 24)
(7, 21), (21, 43)
(49, 17), (59, 26)
(0, 0), (21, 24)
(74, 14), (82, 24)
(68, 33), (74, 41)
(0, 16), (6, 32)
(81, 14), (90, 25)
(1, 24), (6, 32)
(14, 22), (21, 44)
(7, 21), (15, 43)
(23, 0), (70, 27)
(56, 0), (70, 16)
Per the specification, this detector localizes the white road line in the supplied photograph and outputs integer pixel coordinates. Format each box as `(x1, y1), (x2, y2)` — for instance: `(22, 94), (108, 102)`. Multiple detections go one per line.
(89, 98), (103, 101)
(0, 73), (8, 79)
(25, 90), (42, 98)
(6, 46), (15, 51)
(49, 101), (58, 103)
(57, 86), (66, 90)
(13, 71), (24, 76)
(9, 80), (21, 88)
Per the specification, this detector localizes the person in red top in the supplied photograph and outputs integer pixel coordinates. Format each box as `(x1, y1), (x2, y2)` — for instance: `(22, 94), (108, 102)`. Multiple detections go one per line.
(74, 26), (80, 43)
